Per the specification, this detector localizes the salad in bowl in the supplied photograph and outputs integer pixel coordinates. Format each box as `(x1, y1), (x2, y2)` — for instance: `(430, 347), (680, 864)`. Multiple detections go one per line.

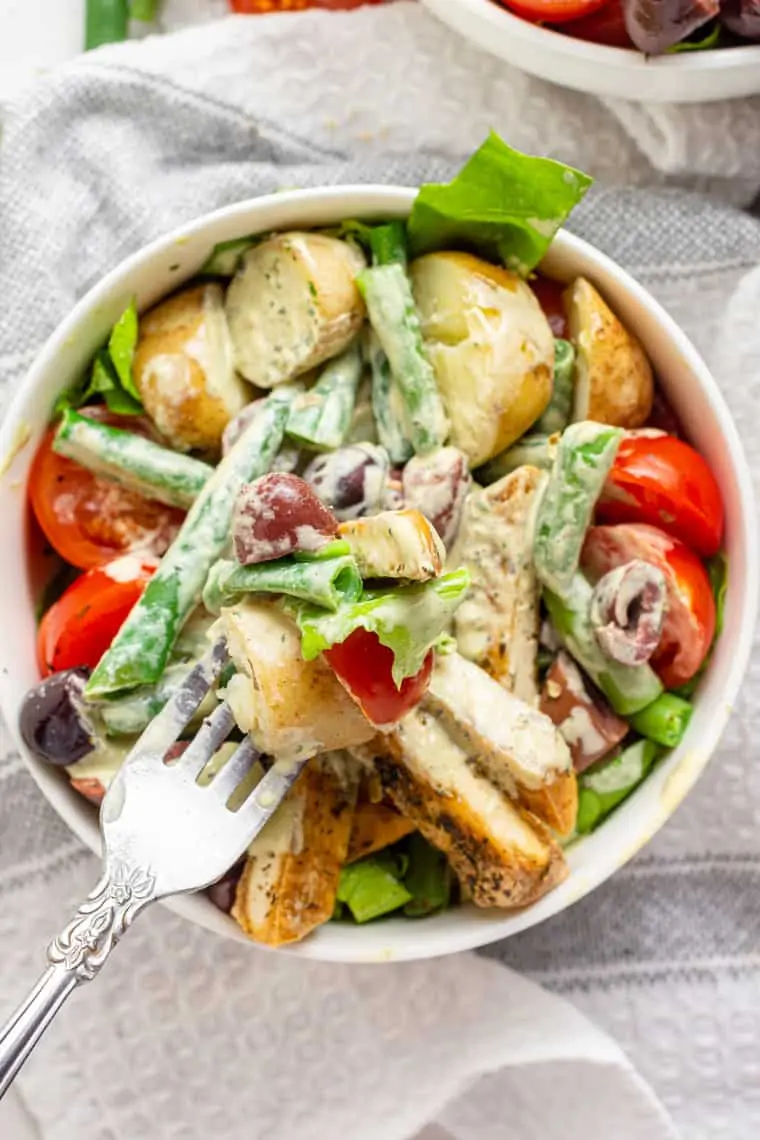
(11, 136), (737, 952)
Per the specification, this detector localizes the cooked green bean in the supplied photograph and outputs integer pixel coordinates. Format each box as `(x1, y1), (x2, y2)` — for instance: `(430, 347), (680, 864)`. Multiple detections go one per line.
(203, 554), (362, 615)
(629, 693), (693, 748)
(576, 740), (660, 834)
(54, 408), (212, 509)
(86, 0), (129, 49)
(85, 387), (296, 698)
(286, 343), (363, 451)
(535, 339), (575, 435)
(366, 330), (413, 465)
(534, 421), (623, 598)
(357, 264), (448, 455)
(544, 573), (663, 715)
(369, 221), (408, 268)
(476, 432), (557, 484)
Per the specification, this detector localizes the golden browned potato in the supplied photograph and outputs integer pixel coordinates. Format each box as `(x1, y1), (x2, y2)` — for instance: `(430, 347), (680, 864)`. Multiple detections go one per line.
(225, 233), (366, 388)
(346, 801), (416, 863)
(134, 283), (249, 452)
(424, 652), (578, 837)
(564, 277), (654, 428)
(410, 251), (554, 467)
(220, 600), (375, 761)
(232, 754), (357, 947)
(355, 709), (567, 908)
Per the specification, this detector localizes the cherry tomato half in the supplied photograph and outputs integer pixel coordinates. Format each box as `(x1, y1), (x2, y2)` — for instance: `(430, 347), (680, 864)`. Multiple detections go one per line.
(597, 434), (724, 558)
(228, 1), (383, 11)
(497, 0), (609, 25)
(530, 274), (568, 337)
(582, 523), (716, 689)
(324, 628), (433, 726)
(37, 557), (156, 676)
(558, 0), (633, 46)
(29, 409), (184, 569)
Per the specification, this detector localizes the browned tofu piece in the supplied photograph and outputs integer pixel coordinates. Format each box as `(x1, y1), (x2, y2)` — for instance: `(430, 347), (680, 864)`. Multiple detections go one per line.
(539, 651), (629, 773)
(346, 801), (416, 863)
(356, 710), (567, 909)
(338, 509), (445, 581)
(448, 467), (543, 703)
(424, 652), (577, 837)
(232, 754), (357, 947)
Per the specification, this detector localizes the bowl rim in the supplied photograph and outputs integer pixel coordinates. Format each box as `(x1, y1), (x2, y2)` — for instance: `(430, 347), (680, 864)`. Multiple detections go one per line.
(427, 0), (760, 69)
(1, 184), (757, 963)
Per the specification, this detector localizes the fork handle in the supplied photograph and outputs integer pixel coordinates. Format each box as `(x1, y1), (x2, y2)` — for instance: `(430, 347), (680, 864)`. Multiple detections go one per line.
(0, 863), (156, 1099)
(0, 965), (78, 1098)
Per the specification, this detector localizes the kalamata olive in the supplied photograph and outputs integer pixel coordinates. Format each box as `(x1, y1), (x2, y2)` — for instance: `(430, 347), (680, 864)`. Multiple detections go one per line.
(207, 861), (244, 913)
(402, 447), (471, 549)
(540, 652), (628, 773)
(302, 443), (390, 521)
(233, 473), (339, 564)
(622, 0), (718, 52)
(19, 667), (94, 767)
(721, 0), (760, 38)
(590, 559), (666, 666)
(222, 400), (265, 456)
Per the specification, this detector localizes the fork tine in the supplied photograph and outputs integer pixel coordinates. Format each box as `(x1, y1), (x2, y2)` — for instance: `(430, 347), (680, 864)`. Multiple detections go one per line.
(236, 756), (309, 832)
(210, 737), (261, 804)
(179, 701), (237, 778)
(125, 637), (229, 761)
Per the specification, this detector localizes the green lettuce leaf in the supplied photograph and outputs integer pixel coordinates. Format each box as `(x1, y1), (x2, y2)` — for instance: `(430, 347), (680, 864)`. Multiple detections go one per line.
(108, 299), (141, 402)
(286, 568), (470, 687)
(407, 132), (593, 275)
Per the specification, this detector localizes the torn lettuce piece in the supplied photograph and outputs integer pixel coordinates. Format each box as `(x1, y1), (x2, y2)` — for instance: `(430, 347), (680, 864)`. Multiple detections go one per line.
(285, 568), (470, 687)
(108, 298), (141, 402)
(55, 299), (144, 416)
(337, 856), (412, 923)
(407, 132), (592, 275)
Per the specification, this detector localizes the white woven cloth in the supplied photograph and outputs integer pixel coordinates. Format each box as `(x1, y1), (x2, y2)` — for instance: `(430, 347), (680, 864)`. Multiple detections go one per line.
(1, 5), (760, 1139)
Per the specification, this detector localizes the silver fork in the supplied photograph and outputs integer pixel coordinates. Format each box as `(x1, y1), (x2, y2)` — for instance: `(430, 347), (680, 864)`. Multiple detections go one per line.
(0, 637), (306, 1099)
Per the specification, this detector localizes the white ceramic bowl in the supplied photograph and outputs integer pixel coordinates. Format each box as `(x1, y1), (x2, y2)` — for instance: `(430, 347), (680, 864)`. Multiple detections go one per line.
(422, 0), (760, 103)
(0, 187), (756, 962)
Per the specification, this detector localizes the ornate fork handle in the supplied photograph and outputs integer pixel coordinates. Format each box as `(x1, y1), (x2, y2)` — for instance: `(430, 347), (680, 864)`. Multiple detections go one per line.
(0, 860), (156, 1098)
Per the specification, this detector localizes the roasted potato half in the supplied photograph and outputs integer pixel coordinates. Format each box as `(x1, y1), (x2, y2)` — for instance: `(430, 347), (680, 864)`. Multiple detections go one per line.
(134, 283), (248, 452)
(410, 251), (554, 467)
(225, 232), (366, 388)
(565, 277), (654, 428)
(233, 754), (358, 947)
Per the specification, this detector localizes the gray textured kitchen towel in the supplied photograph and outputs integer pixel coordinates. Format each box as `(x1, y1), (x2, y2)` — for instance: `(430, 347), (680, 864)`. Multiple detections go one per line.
(1, 8), (759, 1140)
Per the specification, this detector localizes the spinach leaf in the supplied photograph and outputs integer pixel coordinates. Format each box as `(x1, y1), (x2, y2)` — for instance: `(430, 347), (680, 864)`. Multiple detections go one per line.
(407, 132), (592, 275)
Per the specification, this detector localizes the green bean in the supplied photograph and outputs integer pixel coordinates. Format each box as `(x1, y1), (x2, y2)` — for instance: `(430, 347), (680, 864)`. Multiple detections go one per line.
(336, 857), (412, 923)
(286, 343), (363, 451)
(402, 834), (451, 917)
(366, 330), (413, 465)
(54, 408), (212, 509)
(86, 0), (129, 49)
(534, 421), (623, 598)
(475, 432), (557, 485)
(203, 554), (362, 615)
(629, 693), (693, 748)
(544, 573), (663, 715)
(576, 740), (660, 834)
(85, 387), (296, 699)
(369, 222), (408, 268)
(357, 264), (448, 455)
(129, 0), (159, 20)
(535, 339), (575, 435)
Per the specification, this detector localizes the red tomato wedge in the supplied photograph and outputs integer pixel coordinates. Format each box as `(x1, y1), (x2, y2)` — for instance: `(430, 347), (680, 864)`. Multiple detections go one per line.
(324, 628), (433, 726)
(597, 434), (724, 558)
(29, 409), (184, 570)
(559, 0), (633, 46)
(37, 557), (157, 676)
(530, 274), (568, 337)
(497, 0), (610, 25)
(582, 524), (716, 689)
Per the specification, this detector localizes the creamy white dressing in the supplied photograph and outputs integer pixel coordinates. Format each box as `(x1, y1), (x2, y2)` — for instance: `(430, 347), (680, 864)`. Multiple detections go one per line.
(558, 706), (607, 757)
